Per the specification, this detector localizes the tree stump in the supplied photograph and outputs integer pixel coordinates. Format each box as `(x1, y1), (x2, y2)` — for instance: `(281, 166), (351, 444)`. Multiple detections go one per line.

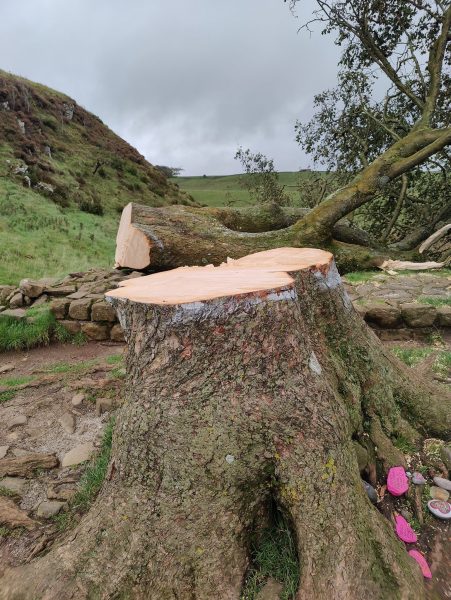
(1, 248), (449, 599)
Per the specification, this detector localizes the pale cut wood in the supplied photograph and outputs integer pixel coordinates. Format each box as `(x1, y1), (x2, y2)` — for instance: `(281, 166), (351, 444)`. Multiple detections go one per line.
(106, 248), (332, 305)
(418, 223), (451, 254)
(379, 259), (445, 271)
(0, 453), (58, 477)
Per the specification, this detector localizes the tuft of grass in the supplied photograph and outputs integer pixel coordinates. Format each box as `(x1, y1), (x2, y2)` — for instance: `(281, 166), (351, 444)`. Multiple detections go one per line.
(392, 347), (433, 367)
(54, 322), (87, 346)
(43, 359), (96, 375)
(343, 271), (380, 284)
(432, 351), (451, 377)
(106, 354), (123, 365)
(0, 525), (25, 539)
(0, 390), (16, 403)
(392, 435), (417, 454)
(0, 487), (17, 498)
(54, 417), (115, 531)
(418, 296), (451, 307)
(241, 513), (299, 600)
(0, 375), (34, 387)
(0, 307), (55, 351)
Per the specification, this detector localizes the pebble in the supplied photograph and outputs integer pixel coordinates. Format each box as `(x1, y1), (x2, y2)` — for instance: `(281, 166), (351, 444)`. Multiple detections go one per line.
(0, 363), (15, 374)
(8, 415), (27, 429)
(363, 481), (378, 504)
(427, 499), (451, 520)
(433, 476), (451, 492)
(62, 442), (94, 467)
(225, 455), (235, 464)
(430, 486), (449, 502)
(71, 393), (85, 407)
(0, 477), (27, 495)
(36, 500), (65, 518)
(59, 412), (76, 434)
(0, 446), (9, 459)
(412, 472), (427, 485)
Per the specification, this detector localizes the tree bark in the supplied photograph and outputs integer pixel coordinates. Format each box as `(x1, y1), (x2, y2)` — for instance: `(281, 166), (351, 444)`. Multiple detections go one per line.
(1, 248), (449, 599)
(115, 203), (382, 273)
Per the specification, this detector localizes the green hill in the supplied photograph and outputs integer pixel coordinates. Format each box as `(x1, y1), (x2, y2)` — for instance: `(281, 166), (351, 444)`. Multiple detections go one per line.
(171, 171), (314, 207)
(0, 70), (193, 284)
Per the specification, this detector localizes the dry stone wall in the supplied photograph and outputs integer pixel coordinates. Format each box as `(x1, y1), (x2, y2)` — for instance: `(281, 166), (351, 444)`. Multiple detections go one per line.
(0, 269), (449, 343)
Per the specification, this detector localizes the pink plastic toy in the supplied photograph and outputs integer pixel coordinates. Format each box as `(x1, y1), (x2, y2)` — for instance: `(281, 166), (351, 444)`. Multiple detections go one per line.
(387, 466), (409, 496)
(408, 550), (432, 579)
(394, 515), (417, 543)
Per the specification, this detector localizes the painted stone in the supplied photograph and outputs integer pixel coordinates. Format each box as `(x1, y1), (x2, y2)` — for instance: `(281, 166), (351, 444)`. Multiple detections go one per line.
(427, 499), (451, 520)
(394, 515), (417, 544)
(408, 550), (432, 579)
(362, 481), (378, 504)
(387, 466), (408, 497)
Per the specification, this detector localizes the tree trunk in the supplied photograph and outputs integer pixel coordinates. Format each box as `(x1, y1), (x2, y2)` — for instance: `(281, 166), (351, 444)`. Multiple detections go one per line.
(115, 203), (382, 273)
(1, 248), (448, 600)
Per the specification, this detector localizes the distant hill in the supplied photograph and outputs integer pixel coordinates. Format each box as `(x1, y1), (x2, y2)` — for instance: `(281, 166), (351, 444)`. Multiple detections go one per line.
(171, 172), (316, 207)
(0, 70), (193, 283)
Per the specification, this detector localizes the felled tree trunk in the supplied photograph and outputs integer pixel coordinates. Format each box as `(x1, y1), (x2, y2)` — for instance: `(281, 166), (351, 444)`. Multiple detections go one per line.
(1, 248), (449, 600)
(114, 203), (380, 273)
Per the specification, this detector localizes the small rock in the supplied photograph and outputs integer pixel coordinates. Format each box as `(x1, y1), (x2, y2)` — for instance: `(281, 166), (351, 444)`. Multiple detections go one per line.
(430, 486), (450, 501)
(0, 477), (27, 495)
(59, 412), (76, 434)
(47, 482), (76, 502)
(225, 455), (235, 464)
(62, 443), (94, 467)
(427, 499), (451, 520)
(0, 363), (15, 374)
(433, 476), (451, 491)
(110, 324), (125, 342)
(68, 298), (93, 320)
(8, 415), (28, 429)
(0, 446), (9, 459)
(71, 393), (85, 407)
(95, 397), (114, 416)
(19, 279), (45, 299)
(308, 351), (322, 375)
(9, 292), (24, 308)
(256, 577), (283, 600)
(36, 500), (65, 518)
(81, 322), (109, 341)
(0, 308), (27, 320)
(363, 481), (378, 504)
(412, 472), (426, 485)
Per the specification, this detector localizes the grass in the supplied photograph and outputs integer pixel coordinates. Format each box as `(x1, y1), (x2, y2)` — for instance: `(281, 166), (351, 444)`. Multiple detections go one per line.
(241, 512), (299, 600)
(0, 390), (16, 403)
(0, 375), (34, 387)
(432, 350), (451, 378)
(54, 417), (115, 531)
(0, 306), (55, 351)
(42, 359), (96, 375)
(392, 347), (433, 367)
(392, 435), (417, 454)
(418, 296), (451, 307)
(343, 271), (381, 284)
(106, 354), (123, 365)
(0, 305), (85, 352)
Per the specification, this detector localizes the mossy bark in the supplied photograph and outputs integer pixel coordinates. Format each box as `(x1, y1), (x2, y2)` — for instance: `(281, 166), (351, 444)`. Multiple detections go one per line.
(1, 260), (449, 599)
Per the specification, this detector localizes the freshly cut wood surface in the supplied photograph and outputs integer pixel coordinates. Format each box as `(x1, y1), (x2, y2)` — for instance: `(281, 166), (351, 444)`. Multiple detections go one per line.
(223, 247), (333, 272)
(106, 267), (293, 305)
(106, 248), (332, 305)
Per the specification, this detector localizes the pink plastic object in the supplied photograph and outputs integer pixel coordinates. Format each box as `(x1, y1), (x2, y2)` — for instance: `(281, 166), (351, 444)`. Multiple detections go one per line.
(387, 466), (409, 496)
(408, 550), (432, 579)
(394, 515), (417, 543)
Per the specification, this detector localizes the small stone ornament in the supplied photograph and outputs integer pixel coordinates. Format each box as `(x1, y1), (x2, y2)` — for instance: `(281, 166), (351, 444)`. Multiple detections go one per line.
(429, 486), (449, 502)
(394, 515), (417, 544)
(387, 466), (409, 497)
(408, 550), (432, 579)
(411, 472), (426, 485)
(362, 480), (378, 504)
(427, 499), (451, 520)
(433, 476), (451, 492)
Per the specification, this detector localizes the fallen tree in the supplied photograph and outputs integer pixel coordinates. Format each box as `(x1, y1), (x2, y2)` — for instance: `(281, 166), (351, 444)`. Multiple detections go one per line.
(1, 248), (449, 599)
(114, 202), (384, 272)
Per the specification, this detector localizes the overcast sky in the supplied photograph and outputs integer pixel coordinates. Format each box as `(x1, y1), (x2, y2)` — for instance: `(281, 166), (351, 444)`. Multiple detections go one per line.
(0, 0), (339, 175)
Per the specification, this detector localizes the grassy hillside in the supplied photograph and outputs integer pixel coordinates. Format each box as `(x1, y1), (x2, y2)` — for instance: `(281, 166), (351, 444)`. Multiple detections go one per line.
(0, 70), (193, 283)
(171, 172), (314, 207)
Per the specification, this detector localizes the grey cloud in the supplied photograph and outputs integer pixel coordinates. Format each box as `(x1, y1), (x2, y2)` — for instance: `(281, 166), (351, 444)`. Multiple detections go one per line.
(0, 0), (339, 174)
